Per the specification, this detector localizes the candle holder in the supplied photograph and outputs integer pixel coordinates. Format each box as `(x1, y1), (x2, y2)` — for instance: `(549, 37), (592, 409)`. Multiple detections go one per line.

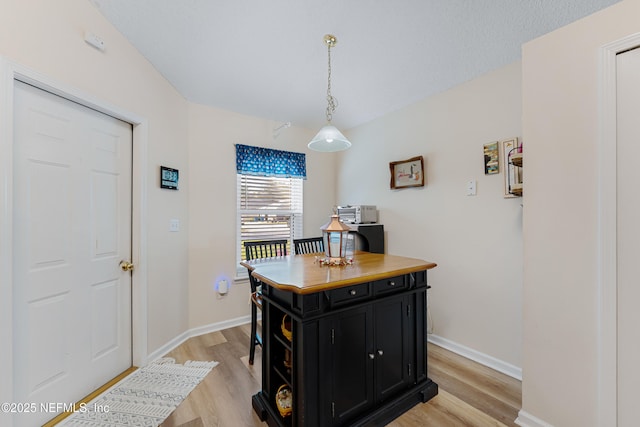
(320, 214), (353, 266)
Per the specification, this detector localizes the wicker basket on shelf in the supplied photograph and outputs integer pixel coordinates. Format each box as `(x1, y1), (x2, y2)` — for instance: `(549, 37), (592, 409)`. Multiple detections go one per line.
(276, 384), (292, 417)
(281, 314), (292, 341)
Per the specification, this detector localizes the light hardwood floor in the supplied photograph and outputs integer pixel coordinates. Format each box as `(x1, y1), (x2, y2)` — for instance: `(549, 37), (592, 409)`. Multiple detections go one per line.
(159, 324), (521, 427)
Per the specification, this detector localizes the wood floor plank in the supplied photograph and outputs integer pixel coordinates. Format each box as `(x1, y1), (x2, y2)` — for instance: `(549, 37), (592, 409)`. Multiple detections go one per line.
(428, 343), (521, 409)
(161, 329), (263, 427)
(157, 326), (521, 427)
(45, 325), (520, 427)
(427, 343), (521, 426)
(388, 390), (509, 427)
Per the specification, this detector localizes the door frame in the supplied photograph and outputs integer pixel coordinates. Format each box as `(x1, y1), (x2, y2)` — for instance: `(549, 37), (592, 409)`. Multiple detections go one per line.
(0, 57), (149, 417)
(599, 33), (640, 427)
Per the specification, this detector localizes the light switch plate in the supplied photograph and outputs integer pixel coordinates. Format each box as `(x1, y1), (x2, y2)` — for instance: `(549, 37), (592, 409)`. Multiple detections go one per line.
(169, 219), (180, 232)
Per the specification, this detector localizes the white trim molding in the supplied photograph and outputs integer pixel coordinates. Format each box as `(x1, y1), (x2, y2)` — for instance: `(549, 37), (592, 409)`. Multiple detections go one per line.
(598, 32), (640, 427)
(515, 410), (555, 427)
(427, 334), (522, 381)
(147, 315), (254, 363)
(0, 57), (149, 426)
(0, 56), (16, 427)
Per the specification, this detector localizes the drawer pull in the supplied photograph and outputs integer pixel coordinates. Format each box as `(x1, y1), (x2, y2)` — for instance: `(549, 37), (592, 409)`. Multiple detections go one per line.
(350, 290), (357, 296)
(388, 281), (395, 286)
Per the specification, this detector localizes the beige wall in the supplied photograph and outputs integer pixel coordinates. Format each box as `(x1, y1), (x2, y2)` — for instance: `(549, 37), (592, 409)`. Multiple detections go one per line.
(0, 0), (338, 368)
(521, 0), (639, 425)
(9, 1), (638, 424)
(337, 62), (523, 368)
(0, 0), (190, 357)
(186, 103), (336, 328)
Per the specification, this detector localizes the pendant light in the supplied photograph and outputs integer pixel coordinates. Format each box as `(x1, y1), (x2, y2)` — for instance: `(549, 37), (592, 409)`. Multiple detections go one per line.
(308, 34), (352, 152)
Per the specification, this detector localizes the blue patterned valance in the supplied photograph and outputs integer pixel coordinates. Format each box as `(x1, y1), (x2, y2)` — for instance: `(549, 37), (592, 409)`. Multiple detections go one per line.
(235, 144), (307, 179)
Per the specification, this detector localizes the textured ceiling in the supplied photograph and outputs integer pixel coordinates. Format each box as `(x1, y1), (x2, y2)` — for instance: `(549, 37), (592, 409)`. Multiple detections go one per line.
(88, 0), (619, 131)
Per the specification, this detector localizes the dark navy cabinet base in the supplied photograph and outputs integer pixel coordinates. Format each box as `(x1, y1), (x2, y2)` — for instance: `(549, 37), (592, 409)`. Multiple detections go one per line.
(253, 270), (438, 427)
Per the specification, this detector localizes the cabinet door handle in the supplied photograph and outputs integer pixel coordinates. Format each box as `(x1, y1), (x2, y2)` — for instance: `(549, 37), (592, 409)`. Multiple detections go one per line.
(368, 353), (375, 360)
(350, 290), (357, 296)
(377, 350), (384, 356)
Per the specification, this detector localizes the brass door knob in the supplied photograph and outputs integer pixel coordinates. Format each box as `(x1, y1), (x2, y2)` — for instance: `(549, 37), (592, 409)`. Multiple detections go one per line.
(120, 260), (134, 272)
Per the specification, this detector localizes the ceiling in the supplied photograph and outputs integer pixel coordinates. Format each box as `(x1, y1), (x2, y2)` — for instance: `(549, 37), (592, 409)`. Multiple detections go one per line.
(88, 0), (619, 131)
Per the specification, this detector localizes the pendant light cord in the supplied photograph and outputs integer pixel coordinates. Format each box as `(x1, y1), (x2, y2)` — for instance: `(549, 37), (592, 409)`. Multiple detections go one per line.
(326, 42), (337, 123)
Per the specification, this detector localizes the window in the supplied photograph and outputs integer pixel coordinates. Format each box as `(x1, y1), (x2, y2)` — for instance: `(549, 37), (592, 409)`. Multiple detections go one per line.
(236, 144), (306, 275)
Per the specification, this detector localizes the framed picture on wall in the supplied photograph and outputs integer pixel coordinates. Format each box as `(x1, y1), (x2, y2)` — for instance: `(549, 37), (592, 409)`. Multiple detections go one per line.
(500, 138), (519, 198)
(483, 141), (499, 175)
(389, 155), (425, 189)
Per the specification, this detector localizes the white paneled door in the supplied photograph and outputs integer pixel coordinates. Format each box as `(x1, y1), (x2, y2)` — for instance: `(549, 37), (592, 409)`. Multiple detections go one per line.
(12, 81), (132, 426)
(617, 46), (640, 426)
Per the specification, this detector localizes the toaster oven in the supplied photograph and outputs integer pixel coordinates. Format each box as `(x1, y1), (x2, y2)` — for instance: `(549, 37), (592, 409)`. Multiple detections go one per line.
(337, 205), (377, 224)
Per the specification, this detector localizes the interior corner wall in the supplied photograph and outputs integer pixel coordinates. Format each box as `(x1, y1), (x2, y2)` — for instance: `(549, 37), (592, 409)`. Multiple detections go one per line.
(521, 1), (639, 426)
(0, 0), (190, 357)
(186, 102), (336, 328)
(337, 61), (523, 369)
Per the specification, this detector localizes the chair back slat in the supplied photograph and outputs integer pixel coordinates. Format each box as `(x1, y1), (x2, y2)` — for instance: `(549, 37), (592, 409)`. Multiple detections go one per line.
(293, 237), (324, 255)
(245, 239), (289, 261)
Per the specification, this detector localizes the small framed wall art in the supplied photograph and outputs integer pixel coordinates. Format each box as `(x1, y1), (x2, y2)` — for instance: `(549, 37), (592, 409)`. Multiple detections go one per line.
(389, 155), (425, 189)
(483, 141), (499, 175)
(160, 166), (179, 190)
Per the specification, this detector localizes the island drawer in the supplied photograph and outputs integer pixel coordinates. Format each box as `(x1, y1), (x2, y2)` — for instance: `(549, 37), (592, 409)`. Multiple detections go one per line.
(326, 283), (371, 307)
(373, 275), (407, 295)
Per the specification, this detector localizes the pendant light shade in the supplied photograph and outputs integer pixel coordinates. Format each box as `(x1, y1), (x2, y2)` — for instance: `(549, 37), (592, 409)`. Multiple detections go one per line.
(308, 125), (352, 152)
(308, 34), (352, 152)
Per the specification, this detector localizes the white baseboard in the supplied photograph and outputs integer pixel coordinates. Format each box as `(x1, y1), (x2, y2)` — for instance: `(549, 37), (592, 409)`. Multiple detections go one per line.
(188, 314), (254, 339)
(427, 334), (522, 381)
(147, 314), (253, 363)
(515, 410), (554, 427)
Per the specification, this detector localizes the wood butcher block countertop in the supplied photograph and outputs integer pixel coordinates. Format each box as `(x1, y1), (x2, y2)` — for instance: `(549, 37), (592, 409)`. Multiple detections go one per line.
(241, 252), (437, 295)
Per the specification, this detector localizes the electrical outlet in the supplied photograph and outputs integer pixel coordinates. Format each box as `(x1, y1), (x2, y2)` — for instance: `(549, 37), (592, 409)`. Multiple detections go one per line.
(218, 280), (228, 295)
(466, 180), (477, 196)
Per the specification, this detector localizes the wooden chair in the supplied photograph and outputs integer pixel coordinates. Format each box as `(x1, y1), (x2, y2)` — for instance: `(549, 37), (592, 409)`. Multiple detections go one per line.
(293, 237), (324, 254)
(244, 239), (288, 365)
